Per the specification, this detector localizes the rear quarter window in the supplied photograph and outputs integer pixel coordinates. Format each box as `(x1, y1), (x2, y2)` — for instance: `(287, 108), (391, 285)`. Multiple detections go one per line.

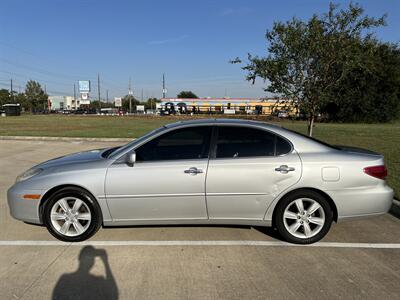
(276, 136), (292, 155)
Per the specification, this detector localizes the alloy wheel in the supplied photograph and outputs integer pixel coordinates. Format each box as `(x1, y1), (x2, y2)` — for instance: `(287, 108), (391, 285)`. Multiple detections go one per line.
(50, 197), (92, 237)
(282, 198), (326, 239)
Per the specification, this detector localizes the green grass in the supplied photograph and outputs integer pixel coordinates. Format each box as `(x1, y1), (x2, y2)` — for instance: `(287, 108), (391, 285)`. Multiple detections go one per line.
(1, 115), (399, 198)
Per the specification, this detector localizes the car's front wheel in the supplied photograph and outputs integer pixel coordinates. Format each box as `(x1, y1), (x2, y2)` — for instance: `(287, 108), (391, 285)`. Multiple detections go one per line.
(275, 190), (333, 244)
(43, 187), (102, 242)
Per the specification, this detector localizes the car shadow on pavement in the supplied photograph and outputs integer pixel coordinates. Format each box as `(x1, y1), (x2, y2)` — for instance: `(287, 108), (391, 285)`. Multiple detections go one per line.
(253, 226), (284, 241)
(52, 246), (118, 300)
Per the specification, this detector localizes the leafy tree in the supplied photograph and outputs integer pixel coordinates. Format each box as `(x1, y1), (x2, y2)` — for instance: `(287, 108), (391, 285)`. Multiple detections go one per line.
(322, 42), (400, 122)
(15, 93), (27, 111)
(143, 97), (160, 110)
(232, 3), (386, 136)
(24, 80), (48, 112)
(89, 100), (108, 110)
(177, 91), (198, 99)
(0, 89), (11, 107)
(121, 95), (139, 112)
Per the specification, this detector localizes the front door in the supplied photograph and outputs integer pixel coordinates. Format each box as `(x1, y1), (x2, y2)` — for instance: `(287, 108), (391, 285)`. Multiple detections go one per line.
(206, 126), (302, 220)
(105, 126), (212, 221)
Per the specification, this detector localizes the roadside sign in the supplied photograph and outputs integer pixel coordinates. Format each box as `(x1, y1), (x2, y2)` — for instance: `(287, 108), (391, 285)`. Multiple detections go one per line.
(78, 80), (91, 92)
(114, 97), (122, 107)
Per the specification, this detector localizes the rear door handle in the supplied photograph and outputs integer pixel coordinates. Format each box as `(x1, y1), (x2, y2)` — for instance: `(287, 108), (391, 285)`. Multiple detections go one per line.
(275, 165), (295, 174)
(184, 167), (203, 175)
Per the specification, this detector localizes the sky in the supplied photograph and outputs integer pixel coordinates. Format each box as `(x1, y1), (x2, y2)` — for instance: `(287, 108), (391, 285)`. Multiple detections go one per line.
(1, 0), (399, 100)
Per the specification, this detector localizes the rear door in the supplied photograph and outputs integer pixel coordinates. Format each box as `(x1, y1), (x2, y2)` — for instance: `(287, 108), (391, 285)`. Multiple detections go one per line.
(206, 125), (302, 220)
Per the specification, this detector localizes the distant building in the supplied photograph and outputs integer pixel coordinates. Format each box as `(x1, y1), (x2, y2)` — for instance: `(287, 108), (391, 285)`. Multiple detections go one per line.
(48, 96), (65, 110)
(48, 96), (90, 110)
(160, 98), (297, 116)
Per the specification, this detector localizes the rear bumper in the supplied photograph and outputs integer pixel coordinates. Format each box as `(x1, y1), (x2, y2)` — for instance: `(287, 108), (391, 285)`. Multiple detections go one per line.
(326, 184), (394, 222)
(7, 185), (43, 225)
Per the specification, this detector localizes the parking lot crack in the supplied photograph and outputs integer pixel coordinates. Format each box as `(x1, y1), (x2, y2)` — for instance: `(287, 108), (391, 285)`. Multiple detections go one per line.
(16, 244), (72, 300)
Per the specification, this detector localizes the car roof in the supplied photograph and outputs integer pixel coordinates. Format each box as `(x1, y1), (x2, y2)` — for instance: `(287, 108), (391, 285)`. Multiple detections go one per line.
(164, 118), (282, 130)
(164, 118), (334, 153)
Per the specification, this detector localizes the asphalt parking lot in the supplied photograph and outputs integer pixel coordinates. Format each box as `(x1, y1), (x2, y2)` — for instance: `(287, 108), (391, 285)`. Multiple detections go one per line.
(0, 140), (399, 299)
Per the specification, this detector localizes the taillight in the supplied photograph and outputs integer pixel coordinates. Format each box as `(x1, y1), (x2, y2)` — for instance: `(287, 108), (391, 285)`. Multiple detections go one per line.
(363, 165), (387, 180)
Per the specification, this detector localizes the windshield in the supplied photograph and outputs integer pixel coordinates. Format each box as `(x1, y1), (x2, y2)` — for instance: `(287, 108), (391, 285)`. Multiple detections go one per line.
(107, 127), (166, 159)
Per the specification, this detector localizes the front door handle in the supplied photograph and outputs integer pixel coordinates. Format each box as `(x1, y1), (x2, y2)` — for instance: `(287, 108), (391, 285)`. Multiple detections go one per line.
(275, 165), (295, 174)
(184, 167), (203, 175)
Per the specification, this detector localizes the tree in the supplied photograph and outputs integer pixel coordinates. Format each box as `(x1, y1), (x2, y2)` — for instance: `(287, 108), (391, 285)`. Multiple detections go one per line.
(143, 97), (160, 110)
(0, 89), (11, 107)
(121, 95), (139, 112)
(15, 93), (27, 111)
(24, 80), (48, 112)
(177, 91), (198, 98)
(232, 3), (386, 136)
(322, 42), (400, 122)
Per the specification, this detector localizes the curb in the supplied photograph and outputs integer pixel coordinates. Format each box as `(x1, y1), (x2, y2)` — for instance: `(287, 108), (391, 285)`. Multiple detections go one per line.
(390, 198), (400, 219)
(0, 136), (132, 142)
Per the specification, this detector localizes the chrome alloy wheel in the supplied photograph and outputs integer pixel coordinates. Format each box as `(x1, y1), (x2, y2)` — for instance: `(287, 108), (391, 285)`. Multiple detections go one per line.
(283, 198), (326, 239)
(50, 197), (91, 237)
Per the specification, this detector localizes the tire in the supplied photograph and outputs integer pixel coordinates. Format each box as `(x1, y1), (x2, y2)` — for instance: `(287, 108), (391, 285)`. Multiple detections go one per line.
(274, 190), (333, 244)
(43, 187), (102, 242)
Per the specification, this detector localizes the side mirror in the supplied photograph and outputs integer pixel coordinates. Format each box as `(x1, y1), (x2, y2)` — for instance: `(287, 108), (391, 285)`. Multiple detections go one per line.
(127, 151), (136, 166)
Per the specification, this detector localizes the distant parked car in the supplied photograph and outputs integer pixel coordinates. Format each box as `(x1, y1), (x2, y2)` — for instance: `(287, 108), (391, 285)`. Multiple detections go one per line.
(7, 119), (393, 244)
(277, 110), (289, 118)
(2, 103), (21, 116)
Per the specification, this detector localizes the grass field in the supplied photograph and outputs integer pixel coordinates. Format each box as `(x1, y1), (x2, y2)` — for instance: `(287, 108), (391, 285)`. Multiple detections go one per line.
(1, 114), (399, 198)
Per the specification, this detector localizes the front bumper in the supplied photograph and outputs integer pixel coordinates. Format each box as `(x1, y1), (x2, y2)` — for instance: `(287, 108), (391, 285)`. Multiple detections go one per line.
(7, 184), (44, 224)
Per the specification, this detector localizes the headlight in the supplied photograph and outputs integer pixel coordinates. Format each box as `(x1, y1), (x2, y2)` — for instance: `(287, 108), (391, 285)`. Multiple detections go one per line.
(16, 168), (43, 183)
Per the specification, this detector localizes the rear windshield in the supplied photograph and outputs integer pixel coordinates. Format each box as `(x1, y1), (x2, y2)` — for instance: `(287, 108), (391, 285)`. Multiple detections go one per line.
(284, 128), (341, 150)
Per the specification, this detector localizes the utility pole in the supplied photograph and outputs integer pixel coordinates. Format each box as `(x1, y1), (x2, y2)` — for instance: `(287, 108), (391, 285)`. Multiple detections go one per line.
(128, 77), (133, 114)
(74, 83), (76, 101)
(162, 73), (166, 98)
(97, 73), (101, 111)
(106, 89), (109, 103)
(10, 79), (14, 103)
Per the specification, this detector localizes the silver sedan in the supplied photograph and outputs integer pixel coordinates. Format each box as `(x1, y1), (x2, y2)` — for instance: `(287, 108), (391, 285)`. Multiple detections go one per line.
(7, 119), (394, 244)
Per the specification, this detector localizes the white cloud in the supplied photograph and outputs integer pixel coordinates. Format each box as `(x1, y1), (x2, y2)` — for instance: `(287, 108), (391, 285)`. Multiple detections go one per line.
(148, 35), (188, 45)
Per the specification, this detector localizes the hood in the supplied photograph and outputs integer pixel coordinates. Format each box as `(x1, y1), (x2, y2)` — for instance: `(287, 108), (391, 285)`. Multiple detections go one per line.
(36, 148), (106, 169)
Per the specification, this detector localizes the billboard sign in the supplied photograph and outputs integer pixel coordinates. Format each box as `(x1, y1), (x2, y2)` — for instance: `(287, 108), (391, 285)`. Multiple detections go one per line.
(136, 105), (145, 112)
(81, 92), (89, 100)
(114, 97), (122, 107)
(78, 80), (91, 92)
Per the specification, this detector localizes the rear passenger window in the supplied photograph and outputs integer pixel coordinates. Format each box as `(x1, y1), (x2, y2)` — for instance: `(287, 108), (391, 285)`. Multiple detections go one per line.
(276, 136), (292, 155)
(216, 126), (276, 158)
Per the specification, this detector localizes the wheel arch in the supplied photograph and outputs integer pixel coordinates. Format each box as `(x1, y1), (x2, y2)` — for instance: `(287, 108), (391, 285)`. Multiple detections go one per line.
(38, 184), (100, 224)
(271, 187), (338, 226)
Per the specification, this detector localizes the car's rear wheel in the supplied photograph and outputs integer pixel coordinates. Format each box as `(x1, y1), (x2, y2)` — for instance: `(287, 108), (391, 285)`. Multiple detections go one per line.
(43, 187), (102, 242)
(275, 190), (333, 244)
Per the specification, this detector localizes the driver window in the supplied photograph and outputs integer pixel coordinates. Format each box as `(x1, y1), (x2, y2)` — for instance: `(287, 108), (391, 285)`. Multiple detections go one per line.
(135, 126), (211, 162)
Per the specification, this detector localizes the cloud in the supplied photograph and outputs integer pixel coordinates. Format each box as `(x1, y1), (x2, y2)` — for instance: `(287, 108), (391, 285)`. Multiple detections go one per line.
(221, 7), (252, 16)
(148, 35), (188, 45)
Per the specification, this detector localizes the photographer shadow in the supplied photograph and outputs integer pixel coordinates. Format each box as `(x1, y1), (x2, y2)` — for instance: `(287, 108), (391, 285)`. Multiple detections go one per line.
(52, 246), (119, 300)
